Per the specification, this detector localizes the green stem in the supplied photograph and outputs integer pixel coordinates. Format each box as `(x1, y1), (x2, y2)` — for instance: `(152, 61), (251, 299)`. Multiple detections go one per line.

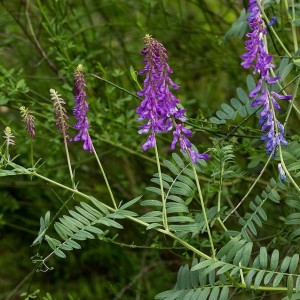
(217, 218), (228, 232)
(191, 163), (215, 259)
(6, 140), (10, 161)
(217, 163), (224, 213)
(279, 146), (300, 193)
(223, 152), (273, 223)
(25, 0), (58, 74)
(268, 75), (300, 191)
(256, 0), (293, 59)
(238, 282), (299, 293)
(99, 137), (157, 164)
(6, 269), (36, 300)
(63, 134), (75, 190)
(154, 144), (168, 231)
(91, 142), (117, 209)
(284, 77), (300, 128)
(285, 0), (299, 52)
(268, 68), (300, 122)
(30, 139), (34, 168)
(91, 74), (141, 100)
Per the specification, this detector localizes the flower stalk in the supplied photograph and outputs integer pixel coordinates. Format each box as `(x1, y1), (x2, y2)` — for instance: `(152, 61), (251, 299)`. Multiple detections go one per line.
(50, 88), (75, 188)
(241, 0), (292, 156)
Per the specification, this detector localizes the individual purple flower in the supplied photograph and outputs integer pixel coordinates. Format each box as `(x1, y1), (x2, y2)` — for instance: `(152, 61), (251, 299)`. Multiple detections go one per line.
(171, 124), (210, 164)
(278, 163), (287, 182)
(137, 35), (209, 163)
(268, 16), (277, 26)
(241, 0), (292, 156)
(73, 64), (93, 153)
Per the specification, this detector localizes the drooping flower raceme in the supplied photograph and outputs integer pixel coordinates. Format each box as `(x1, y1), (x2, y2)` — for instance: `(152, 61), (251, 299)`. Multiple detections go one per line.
(241, 0), (292, 156)
(73, 64), (93, 153)
(136, 35), (209, 163)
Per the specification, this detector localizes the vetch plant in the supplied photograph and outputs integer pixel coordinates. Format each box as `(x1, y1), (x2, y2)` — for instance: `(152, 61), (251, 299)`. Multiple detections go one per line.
(2, 1), (300, 300)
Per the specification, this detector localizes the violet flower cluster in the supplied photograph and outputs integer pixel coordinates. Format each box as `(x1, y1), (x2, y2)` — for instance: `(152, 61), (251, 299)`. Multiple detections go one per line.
(136, 34), (209, 163)
(241, 0), (292, 156)
(73, 64), (93, 153)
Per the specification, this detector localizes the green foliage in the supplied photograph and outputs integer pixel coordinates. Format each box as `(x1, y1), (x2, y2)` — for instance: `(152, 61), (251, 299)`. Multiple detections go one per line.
(140, 153), (206, 234)
(155, 258), (230, 300)
(40, 199), (127, 260)
(238, 178), (285, 240)
(2, 0), (300, 299)
(209, 76), (257, 125)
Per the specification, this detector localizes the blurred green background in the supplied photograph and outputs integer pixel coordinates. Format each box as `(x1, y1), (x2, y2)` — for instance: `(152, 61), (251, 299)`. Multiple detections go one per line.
(0, 0), (275, 299)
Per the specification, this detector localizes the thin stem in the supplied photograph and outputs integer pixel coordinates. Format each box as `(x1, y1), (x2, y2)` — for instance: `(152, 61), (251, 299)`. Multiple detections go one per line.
(217, 218), (228, 232)
(30, 139), (34, 168)
(285, 0), (299, 52)
(223, 152), (273, 222)
(239, 262), (245, 285)
(279, 145), (300, 193)
(6, 139), (10, 161)
(191, 163), (215, 259)
(53, 90), (75, 190)
(25, 0), (58, 74)
(291, 0), (299, 52)
(256, 0), (293, 59)
(91, 142), (117, 209)
(238, 282), (298, 292)
(268, 67), (300, 123)
(63, 134), (75, 190)
(217, 160), (224, 213)
(284, 77), (300, 127)
(154, 144), (168, 231)
(5, 269), (36, 300)
(91, 74), (141, 100)
(267, 73), (299, 188)
(99, 137), (157, 164)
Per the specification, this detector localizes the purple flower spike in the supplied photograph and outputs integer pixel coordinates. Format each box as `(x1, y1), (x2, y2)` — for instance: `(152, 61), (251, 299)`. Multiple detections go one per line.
(137, 35), (209, 164)
(136, 34), (183, 142)
(73, 64), (93, 153)
(241, 0), (292, 156)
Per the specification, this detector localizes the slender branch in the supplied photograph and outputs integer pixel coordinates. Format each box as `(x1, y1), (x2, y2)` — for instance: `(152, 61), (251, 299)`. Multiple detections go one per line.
(91, 142), (117, 209)
(91, 74), (141, 100)
(223, 152), (273, 222)
(284, 0), (299, 52)
(279, 146), (300, 193)
(256, 0), (293, 59)
(25, 0), (58, 74)
(154, 144), (168, 231)
(191, 163), (215, 259)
